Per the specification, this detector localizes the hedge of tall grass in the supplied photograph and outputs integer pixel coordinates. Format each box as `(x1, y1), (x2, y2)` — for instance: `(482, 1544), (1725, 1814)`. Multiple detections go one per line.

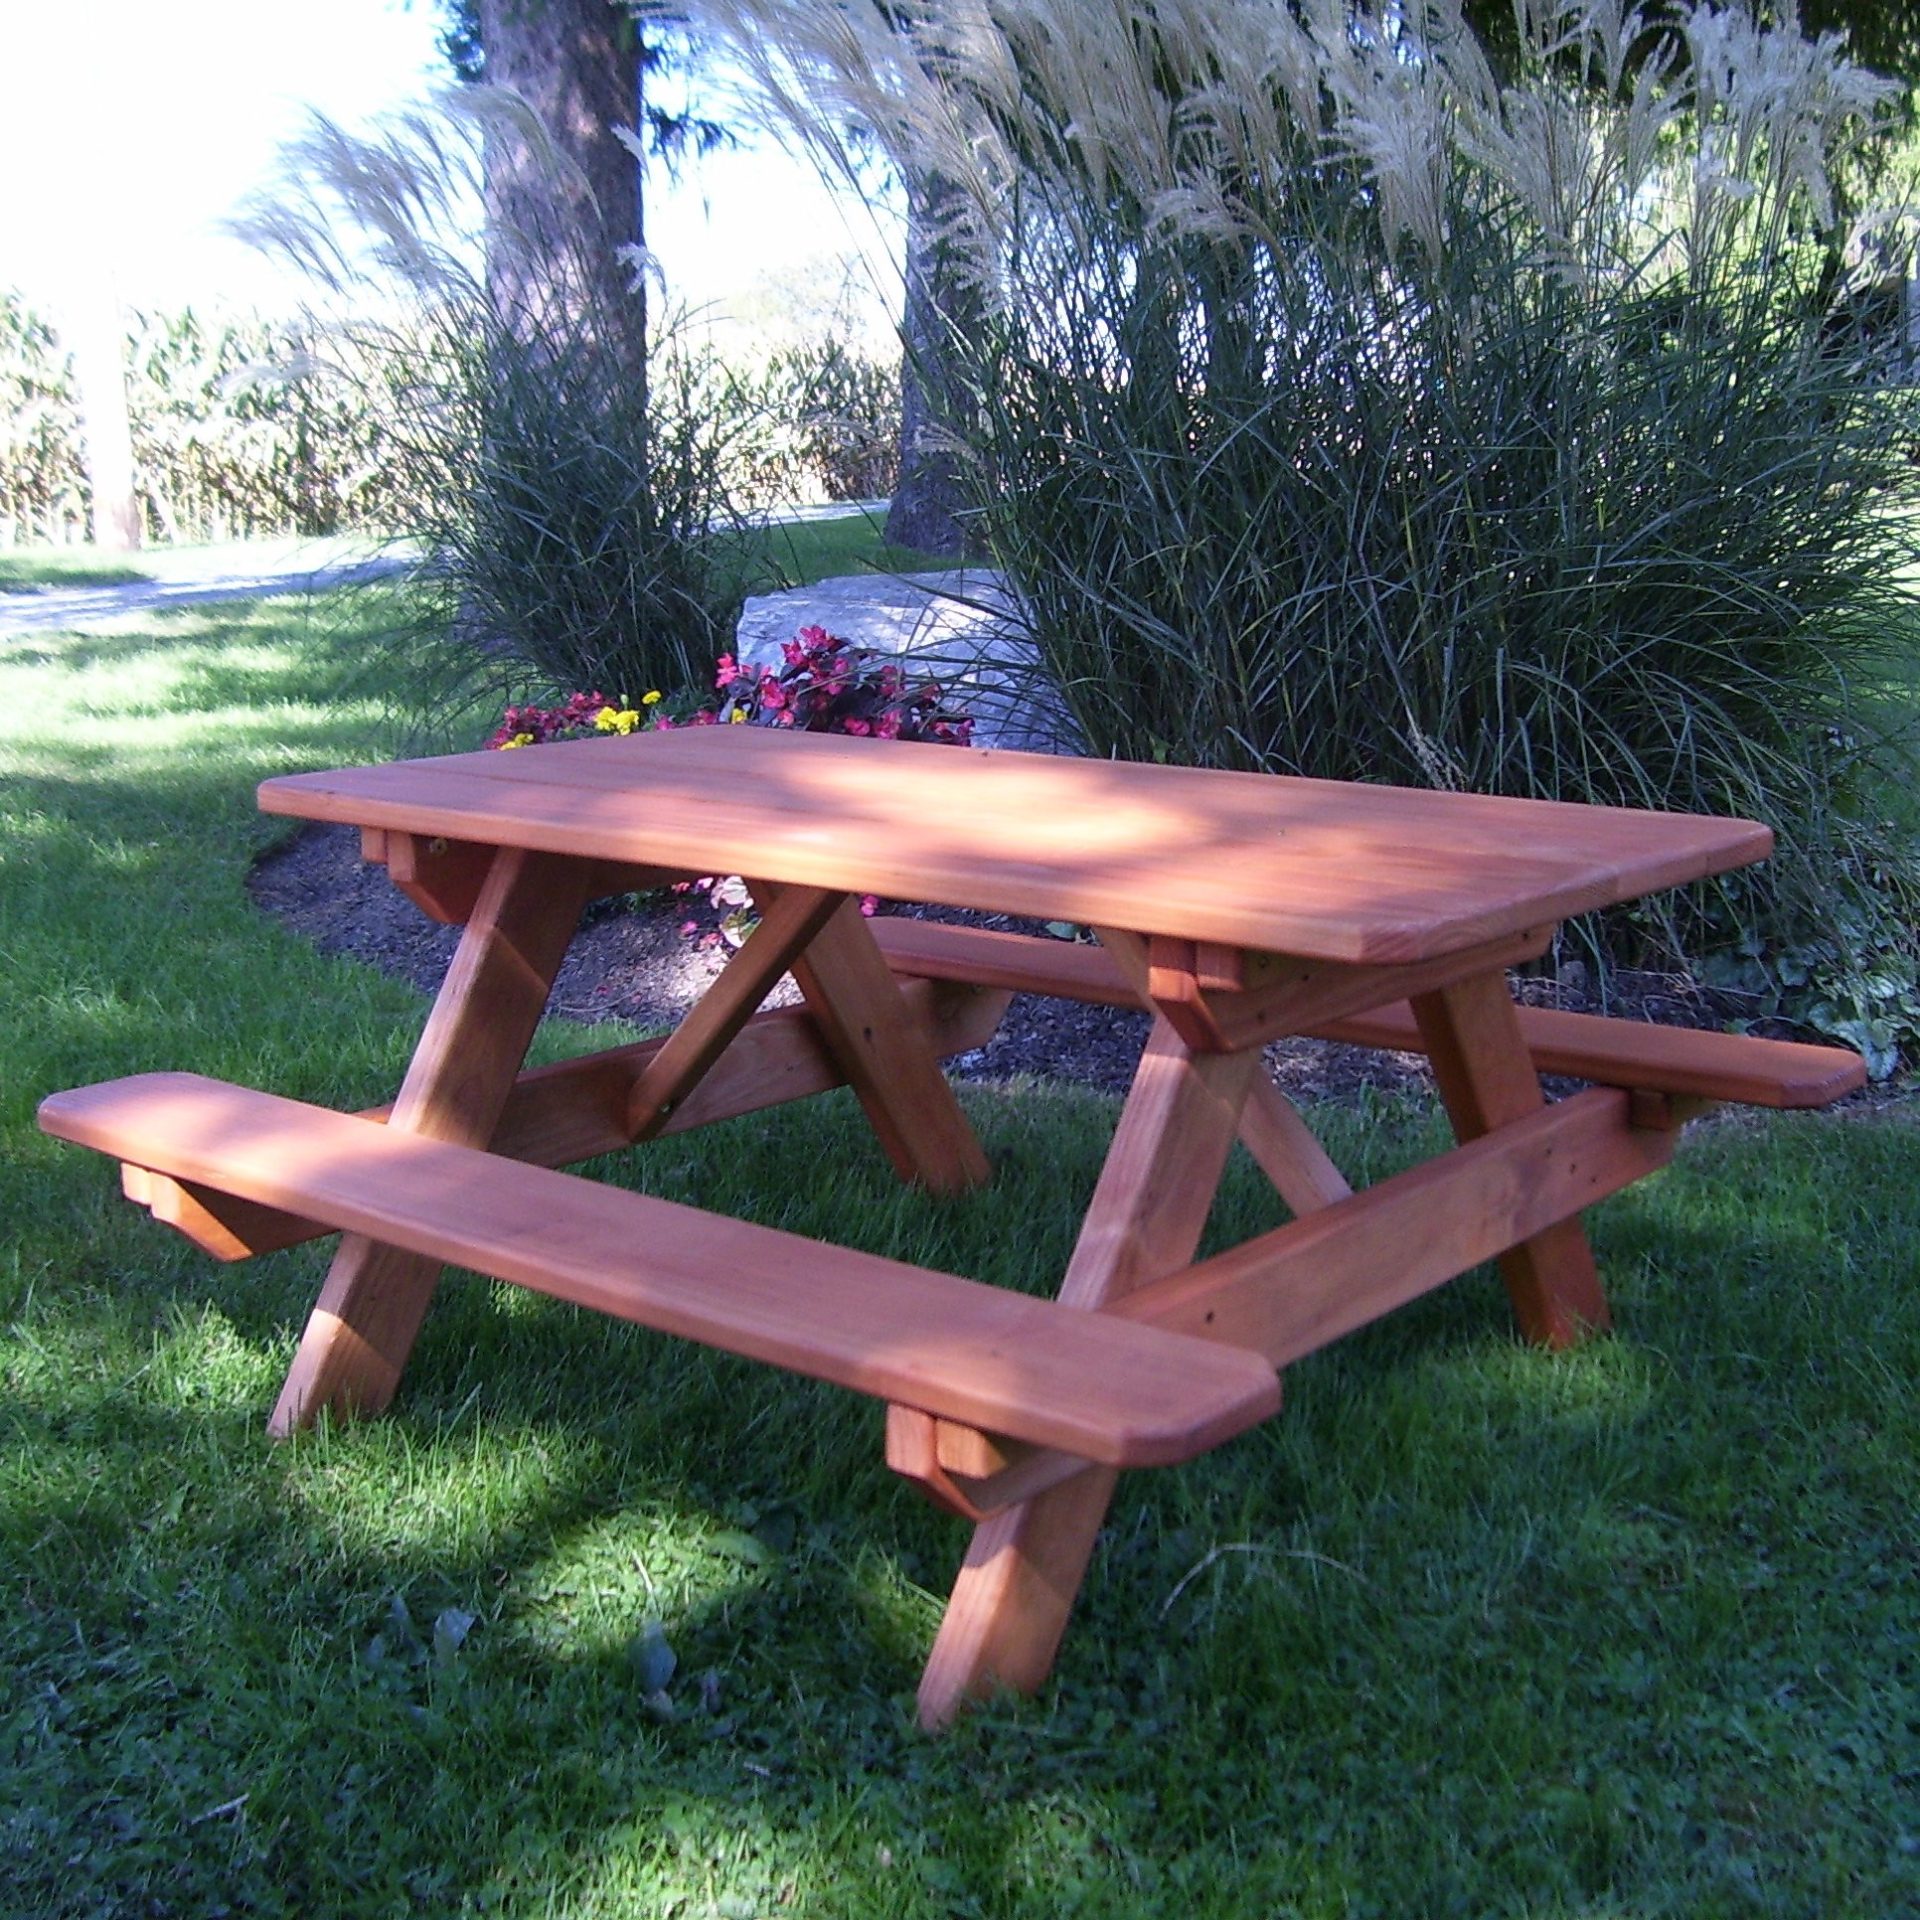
(235, 89), (908, 715)
(1, 263), (892, 558)
(688, 0), (1920, 1067)
(735, 335), (901, 503)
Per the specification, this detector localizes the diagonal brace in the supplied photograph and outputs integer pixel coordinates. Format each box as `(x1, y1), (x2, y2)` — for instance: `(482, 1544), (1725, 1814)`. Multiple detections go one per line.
(625, 881), (845, 1140)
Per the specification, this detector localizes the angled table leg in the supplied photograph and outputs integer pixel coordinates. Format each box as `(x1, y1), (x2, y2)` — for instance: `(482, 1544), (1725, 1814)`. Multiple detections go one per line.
(269, 847), (593, 1435)
(1237, 1074), (1353, 1215)
(915, 1017), (1260, 1728)
(778, 891), (990, 1194)
(1409, 970), (1612, 1346)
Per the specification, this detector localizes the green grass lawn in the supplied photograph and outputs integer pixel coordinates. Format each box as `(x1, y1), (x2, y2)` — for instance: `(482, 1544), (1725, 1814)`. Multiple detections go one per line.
(3, 588), (1917, 1918)
(0, 548), (155, 590)
(759, 510), (960, 588)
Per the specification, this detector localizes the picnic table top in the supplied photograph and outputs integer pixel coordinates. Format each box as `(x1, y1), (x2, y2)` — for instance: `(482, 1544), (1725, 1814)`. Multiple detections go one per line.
(259, 728), (1773, 966)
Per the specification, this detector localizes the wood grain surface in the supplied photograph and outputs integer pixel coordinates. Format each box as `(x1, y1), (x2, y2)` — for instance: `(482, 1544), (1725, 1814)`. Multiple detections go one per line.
(259, 729), (1772, 965)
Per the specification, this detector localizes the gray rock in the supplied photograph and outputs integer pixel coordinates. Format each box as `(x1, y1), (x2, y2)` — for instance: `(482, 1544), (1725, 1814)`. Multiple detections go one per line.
(734, 568), (1077, 753)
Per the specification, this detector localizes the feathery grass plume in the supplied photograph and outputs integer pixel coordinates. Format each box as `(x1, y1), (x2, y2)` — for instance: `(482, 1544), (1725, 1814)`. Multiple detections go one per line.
(233, 85), (778, 725)
(679, 0), (1920, 1066)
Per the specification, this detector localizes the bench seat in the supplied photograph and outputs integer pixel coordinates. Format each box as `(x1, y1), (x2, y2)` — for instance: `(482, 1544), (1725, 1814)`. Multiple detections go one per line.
(37, 1073), (1280, 1469)
(869, 919), (1865, 1109)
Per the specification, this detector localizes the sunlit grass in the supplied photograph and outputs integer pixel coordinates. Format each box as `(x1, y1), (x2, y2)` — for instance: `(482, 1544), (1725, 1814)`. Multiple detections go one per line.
(758, 510), (959, 588)
(0, 549), (153, 590)
(1, 587), (1916, 1916)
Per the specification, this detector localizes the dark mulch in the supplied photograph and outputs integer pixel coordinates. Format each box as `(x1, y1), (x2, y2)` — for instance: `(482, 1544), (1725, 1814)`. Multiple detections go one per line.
(249, 821), (1883, 1115)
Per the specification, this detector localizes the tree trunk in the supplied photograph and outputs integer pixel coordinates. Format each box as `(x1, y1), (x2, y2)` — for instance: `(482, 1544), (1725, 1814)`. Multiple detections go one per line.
(476, 0), (646, 371)
(886, 174), (976, 558)
(68, 286), (141, 552)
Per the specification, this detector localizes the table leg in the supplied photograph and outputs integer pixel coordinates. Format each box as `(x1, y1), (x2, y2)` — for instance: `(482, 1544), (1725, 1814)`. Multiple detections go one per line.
(268, 847), (593, 1435)
(1237, 1074), (1353, 1215)
(781, 893), (990, 1193)
(915, 1018), (1260, 1728)
(624, 883), (846, 1141)
(1409, 970), (1612, 1346)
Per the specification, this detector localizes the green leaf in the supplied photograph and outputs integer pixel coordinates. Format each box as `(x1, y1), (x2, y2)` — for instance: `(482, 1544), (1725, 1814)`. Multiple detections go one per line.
(432, 1607), (477, 1666)
(630, 1618), (677, 1693)
(706, 1528), (772, 1567)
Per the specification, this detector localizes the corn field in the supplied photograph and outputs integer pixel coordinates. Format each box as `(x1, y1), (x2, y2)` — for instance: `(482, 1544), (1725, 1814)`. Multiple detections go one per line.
(0, 287), (897, 549)
(0, 291), (421, 547)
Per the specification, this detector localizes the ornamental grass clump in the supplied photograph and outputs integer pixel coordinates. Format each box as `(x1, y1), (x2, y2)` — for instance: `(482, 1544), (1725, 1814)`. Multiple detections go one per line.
(234, 88), (772, 718)
(685, 0), (1920, 1065)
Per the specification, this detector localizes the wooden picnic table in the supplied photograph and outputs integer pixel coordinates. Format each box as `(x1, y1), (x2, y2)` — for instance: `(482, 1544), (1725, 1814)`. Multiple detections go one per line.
(38, 728), (1866, 1728)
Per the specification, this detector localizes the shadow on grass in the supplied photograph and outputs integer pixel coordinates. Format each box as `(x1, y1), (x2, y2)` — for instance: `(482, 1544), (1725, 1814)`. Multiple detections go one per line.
(13, 1083), (1918, 1916)
(0, 1280), (1635, 1916)
(3, 581), (418, 715)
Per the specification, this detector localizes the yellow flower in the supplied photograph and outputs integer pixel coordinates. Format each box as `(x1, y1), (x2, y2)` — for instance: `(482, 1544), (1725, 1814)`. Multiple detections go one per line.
(594, 705), (642, 735)
(729, 708), (747, 722)
(641, 689), (663, 706)
(501, 732), (535, 749)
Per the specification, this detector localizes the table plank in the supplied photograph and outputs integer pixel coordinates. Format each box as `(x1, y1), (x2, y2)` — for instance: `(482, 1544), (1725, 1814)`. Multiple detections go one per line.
(259, 730), (1771, 966)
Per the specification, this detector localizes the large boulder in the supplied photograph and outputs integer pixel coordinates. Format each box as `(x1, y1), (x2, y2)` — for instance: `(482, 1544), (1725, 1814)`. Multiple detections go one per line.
(734, 569), (1075, 753)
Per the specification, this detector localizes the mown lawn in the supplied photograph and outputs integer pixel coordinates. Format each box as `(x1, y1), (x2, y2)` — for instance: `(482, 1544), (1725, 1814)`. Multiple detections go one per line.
(0, 549), (154, 590)
(2, 581), (1916, 1918)
(759, 509), (955, 588)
